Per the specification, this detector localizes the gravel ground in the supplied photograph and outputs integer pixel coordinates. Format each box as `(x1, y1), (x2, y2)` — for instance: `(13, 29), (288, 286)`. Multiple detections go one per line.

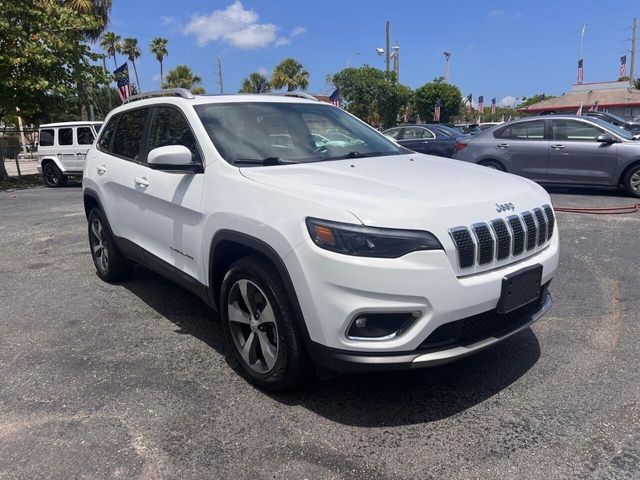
(0, 185), (639, 479)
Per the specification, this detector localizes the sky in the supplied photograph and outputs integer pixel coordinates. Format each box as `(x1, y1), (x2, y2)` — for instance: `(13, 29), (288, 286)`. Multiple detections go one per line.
(106, 0), (639, 107)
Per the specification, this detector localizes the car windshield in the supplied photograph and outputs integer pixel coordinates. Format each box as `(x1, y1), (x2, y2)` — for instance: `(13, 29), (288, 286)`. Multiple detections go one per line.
(599, 111), (627, 124)
(588, 117), (635, 140)
(194, 102), (407, 165)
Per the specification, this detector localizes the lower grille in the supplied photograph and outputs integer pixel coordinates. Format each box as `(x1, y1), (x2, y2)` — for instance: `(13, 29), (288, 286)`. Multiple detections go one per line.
(417, 288), (548, 352)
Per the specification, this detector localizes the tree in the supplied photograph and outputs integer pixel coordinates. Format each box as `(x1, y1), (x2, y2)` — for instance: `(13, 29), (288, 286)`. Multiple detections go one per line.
(518, 94), (555, 109)
(164, 65), (204, 93)
(239, 73), (271, 93)
(272, 58), (309, 91)
(150, 37), (168, 88)
(62, 0), (112, 41)
(414, 79), (463, 123)
(100, 31), (121, 70)
(0, 0), (109, 180)
(122, 38), (142, 91)
(377, 82), (413, 129)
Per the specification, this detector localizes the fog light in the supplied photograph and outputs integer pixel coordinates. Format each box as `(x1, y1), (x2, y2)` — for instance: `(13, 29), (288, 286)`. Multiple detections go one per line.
(347, 312), (418, 340)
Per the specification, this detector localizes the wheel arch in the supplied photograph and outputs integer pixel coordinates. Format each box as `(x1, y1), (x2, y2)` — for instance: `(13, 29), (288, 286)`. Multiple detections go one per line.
(618, 159), (640, 186)
(83, 188), (103, 219)
(208, 230), (312, 346)
(478, 158), (507, 171)
(39, 156), (64, 172)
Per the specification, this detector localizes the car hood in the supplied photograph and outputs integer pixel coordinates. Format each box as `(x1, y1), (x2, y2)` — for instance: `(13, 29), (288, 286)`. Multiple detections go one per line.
(240, 153), (550, 230)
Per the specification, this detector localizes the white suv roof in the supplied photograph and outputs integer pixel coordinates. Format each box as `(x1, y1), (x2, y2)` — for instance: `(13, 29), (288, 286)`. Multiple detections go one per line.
(40, 121), (103, 128)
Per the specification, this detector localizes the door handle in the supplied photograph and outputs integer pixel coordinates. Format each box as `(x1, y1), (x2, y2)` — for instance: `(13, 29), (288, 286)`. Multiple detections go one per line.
(551, 144), (565, 150)
(76, 152), (85, 156)
(134, 176), (149, 187)
(497, 143), (509, 148)
(96, 165), (106, 175)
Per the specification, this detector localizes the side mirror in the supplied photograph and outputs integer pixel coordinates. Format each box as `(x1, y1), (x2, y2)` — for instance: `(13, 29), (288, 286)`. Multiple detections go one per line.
(596, 134), (615, 144)
(147, 145), (202, 172)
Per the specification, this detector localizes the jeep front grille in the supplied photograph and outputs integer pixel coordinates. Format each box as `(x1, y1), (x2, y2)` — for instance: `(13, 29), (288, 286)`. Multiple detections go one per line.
(449, 204), (555, 270)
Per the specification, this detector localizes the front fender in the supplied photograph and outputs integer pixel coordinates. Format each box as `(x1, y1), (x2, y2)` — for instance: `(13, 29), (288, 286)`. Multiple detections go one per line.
(39, 156), (65, 172)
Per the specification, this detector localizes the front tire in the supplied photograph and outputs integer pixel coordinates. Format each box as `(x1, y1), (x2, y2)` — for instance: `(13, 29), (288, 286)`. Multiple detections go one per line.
(220, 255), (312, 391)
(88, 208), (132, 282)
(42, 161), (68, 187)
(622, 164), (640, 198)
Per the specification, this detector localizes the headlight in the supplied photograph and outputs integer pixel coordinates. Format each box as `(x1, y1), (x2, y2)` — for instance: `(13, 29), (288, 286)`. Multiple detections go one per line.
(305, 217), (443, 258)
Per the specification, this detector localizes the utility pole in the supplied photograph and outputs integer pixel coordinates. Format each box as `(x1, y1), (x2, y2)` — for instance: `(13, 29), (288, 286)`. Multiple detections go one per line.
(392, 42), (400, 82)
(443, 51), (451, 83)
(630, 17), (637, 88)
(385, 21), (390, 80)
(215, 57), (224, 94)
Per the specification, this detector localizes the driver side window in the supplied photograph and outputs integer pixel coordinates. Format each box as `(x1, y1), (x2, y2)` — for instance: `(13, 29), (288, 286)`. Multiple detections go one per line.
(148, 106), (201, 163)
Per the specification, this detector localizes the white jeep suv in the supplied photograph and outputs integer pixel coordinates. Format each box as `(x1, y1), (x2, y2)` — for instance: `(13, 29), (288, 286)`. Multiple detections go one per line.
(83, 89), (559, 390)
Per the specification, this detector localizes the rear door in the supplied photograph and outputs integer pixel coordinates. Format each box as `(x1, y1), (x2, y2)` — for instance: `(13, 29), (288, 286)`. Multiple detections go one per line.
(493, 120), (549, 181)
(75, 125), (96, 165)
(131, 105), (206, 283)
(548, 119), (617, 184)
(56, 127), (79, 171)
(397, 126), (436, 154)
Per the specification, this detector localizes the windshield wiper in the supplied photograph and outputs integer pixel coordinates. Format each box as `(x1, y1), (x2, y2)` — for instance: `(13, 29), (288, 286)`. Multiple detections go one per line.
(327, 151), (385, 160)
(234, 157), (288, 166)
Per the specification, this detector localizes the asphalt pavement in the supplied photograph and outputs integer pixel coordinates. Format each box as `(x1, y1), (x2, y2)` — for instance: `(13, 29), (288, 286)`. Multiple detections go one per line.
(1, 184), (639, 479)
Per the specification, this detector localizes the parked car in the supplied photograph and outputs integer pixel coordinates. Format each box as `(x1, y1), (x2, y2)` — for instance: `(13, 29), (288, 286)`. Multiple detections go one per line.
(37, 121), (103, 187)
(479, 122), (503, 131)
(584, 111), (640, 133)
(383, 124), (462, 157)
(83, 88), (558, 390)
(452, 115), (640, 197)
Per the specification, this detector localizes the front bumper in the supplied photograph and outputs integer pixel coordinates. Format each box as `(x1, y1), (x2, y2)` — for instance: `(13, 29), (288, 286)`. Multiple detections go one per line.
(308, 290), (552, 373)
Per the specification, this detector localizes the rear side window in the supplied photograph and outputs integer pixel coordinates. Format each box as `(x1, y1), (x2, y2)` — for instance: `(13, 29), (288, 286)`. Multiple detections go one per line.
(39, 129), (54, 147)
(112, 109), (148, 161)
(58, 128), (73, 146)
(148, 106), (200, 163)
(97, 115), (120, 152)
(77, 127), (95, 145)
(496, 121), (545, 140)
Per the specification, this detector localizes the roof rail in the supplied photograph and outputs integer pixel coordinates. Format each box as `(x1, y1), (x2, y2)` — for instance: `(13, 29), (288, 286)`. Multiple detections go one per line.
(123, 88), (195, 104)
(279, 92), (318, 101)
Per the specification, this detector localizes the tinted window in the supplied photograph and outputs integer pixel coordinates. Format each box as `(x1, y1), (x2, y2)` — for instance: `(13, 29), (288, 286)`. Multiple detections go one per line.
(39, 129), (54, 147)
(58, 128), (73, 146)
(112, 109), (148, 161)
(401, 127), (433, 140)
(552, 120), (603, 141)
(97, 115), (120, 152)
(384, 128), (402, 139)
(77, 127), (95, 145)
(148, 107), (200, 163)
(498, 121), (545, 140)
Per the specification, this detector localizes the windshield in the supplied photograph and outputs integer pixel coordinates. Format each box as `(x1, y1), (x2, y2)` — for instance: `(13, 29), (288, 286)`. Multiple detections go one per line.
(589, 117), (635, 140)
(194, 102), (406, 165)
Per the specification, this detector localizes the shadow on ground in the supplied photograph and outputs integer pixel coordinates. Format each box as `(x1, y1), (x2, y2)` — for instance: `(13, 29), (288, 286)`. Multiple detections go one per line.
(122, 265), (541, 428)
(541, 184), (630, 198)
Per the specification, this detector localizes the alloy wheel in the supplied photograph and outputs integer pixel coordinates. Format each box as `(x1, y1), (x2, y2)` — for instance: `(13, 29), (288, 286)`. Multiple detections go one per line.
(227, 279), (279, 374)
(43, 163), (59, 185)
(90, 218), (109, 273)
(630, 170), (640, 193)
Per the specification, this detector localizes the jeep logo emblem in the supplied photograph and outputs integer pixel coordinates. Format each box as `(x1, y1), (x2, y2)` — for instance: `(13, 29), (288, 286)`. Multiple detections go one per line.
(495, 202), (515, 213)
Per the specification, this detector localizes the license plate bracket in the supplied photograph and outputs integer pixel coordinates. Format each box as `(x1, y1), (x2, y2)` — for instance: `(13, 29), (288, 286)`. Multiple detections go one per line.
(497, 264), (543, 314)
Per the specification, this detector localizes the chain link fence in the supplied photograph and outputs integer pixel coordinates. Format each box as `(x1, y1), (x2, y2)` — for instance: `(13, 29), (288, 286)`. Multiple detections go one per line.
(1, 128), (39, 177)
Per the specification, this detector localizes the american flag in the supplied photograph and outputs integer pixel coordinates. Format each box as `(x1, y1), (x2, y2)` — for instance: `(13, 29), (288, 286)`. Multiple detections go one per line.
(434, 98), (442, 122)
(114, 63), (132, 102)
(576, 101), (583, 116)
(577, 59), (584, 83)
(491, 97), (496, 115)
(620, 55), (627, 78)
(329, 88), (341, 107)
(477, 96), (484, 114)
(588, 100), (599, 111)
(466, 94), (472, 113)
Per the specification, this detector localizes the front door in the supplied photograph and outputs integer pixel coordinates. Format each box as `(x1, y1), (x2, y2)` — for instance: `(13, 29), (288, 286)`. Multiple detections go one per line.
(547, 119), (618, 184)
(56, 127), (79, 171)
(75, 125), (96, 166)
(493, 119), (549, 181)
(132, 105), (206, 284)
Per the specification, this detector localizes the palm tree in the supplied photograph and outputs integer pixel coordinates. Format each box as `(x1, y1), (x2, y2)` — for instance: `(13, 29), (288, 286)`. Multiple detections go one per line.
(239, 73), (271, 93)
(121, 37), (142, 91)
(100, 31), (121, 70)
(150, 38), (169, 88)
(271, 58), (310, 92)
(63, 0), (112, 41)
(164, 65), (204, 93)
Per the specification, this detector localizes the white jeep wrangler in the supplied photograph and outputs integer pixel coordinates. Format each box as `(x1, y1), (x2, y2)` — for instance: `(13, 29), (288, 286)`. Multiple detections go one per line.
(38, 121), (102, 187)
(82, 89), (559, 390)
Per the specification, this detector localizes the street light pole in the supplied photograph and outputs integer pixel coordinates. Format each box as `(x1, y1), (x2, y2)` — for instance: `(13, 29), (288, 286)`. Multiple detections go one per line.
(385, 21), (390, 79)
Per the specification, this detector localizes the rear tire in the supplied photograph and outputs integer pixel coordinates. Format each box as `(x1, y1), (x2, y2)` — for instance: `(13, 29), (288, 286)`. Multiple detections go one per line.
(220, 255), (312, 391)
(88, 208), (133, 282)
(622, 164), (640, 198)
(42, 161), (68, 187)
(479, 160), (506, 172)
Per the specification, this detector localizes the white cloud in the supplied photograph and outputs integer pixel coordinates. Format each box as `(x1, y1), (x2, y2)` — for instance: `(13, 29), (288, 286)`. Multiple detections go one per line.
(291, 26), (306, 37)
(258, 67), (268, 76)
(488, 9), (506, 18)
(499, 95), (516, 107)
(184, 1), (281, 49)
(274, 37), (290, 47)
